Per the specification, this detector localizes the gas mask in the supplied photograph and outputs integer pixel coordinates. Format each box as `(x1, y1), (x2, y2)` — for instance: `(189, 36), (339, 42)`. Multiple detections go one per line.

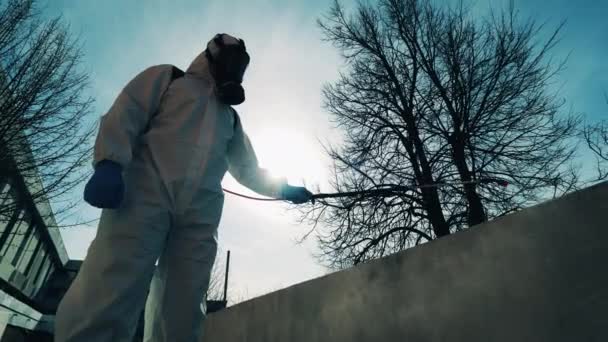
(205, 34), (250, 105)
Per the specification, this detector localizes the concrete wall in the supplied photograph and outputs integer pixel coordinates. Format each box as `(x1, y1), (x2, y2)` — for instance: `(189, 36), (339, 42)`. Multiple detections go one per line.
(202, 182), (608, 342)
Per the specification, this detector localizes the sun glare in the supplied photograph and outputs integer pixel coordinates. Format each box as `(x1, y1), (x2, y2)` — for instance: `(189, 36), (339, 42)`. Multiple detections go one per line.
(252, 126), (326, 188)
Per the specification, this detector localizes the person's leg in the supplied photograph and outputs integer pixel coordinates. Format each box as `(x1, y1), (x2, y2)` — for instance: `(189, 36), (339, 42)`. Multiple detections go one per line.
(55, 166), (171, 342)
(143, 194), (221, 342)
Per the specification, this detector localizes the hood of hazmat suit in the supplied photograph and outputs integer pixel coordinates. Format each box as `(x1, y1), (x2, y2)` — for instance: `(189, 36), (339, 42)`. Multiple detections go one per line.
(55, 34), (286, 342)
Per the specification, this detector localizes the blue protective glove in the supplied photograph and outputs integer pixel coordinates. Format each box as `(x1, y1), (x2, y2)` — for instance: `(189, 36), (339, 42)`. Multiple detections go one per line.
(280, 184), (313, 204)
(84, 160), (125, 209)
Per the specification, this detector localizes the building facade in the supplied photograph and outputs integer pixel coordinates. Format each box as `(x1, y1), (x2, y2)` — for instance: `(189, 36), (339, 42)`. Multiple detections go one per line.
(0, 143), (80, 341)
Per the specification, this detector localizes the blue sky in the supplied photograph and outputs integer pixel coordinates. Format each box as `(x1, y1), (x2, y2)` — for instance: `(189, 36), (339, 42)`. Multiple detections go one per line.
(494, 0), (608, 116)
(44, 0), (607, 302)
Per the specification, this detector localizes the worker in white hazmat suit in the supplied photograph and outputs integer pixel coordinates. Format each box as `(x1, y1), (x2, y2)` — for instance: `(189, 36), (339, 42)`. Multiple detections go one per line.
(54, 33), (313, 342)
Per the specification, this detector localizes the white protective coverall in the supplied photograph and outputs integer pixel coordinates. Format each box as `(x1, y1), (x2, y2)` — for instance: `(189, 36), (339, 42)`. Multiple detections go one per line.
(55, 39), (285, 341)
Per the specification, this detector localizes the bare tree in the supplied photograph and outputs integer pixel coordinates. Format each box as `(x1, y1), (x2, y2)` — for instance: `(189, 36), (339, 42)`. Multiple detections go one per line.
(300, 0), (580, 269)
(0, 0), (94, 224)
(206, 249), (228, 301)
(583, 93), (608, 180)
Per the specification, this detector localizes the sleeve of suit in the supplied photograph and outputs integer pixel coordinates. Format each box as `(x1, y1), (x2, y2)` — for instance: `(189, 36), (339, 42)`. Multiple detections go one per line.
(93, 65), (176, 167)
(227, 112), (286, 198)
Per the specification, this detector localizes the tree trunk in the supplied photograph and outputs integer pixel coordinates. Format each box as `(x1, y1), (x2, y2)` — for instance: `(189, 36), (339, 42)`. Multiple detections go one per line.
(409, 125), (451, 237)
(449, 134), (487, 226)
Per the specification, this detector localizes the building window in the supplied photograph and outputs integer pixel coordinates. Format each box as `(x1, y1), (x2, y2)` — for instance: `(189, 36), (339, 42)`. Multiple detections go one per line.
(28, 244), (50, 292)
(0, 206), (12, 240)
(24, 236), (42, 277)
(0, 181), (11, 206)
(0, 208), (24, 257)
(39, 262), (54, 288)
(2, 211), (28, 263)
(17, 225), (38, 275)
(0, 188), (20, 250)
(33, 257), (50, 289)
(13, 220), (36, 268)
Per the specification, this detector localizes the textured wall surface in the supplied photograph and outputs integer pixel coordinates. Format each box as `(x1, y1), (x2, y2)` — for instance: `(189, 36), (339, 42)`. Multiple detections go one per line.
(202, 182), (608, 342)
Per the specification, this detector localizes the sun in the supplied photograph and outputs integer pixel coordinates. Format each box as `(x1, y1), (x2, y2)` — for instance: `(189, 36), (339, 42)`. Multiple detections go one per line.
(250, 126), (326, 188)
